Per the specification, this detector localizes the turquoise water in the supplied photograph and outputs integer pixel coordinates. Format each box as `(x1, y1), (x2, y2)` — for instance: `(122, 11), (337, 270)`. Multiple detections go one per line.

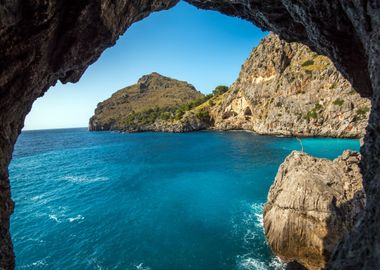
(9, 129), (360, 270)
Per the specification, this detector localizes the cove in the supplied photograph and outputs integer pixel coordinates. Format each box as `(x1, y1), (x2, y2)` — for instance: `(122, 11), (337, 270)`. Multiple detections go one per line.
(9, 129), (360, 269)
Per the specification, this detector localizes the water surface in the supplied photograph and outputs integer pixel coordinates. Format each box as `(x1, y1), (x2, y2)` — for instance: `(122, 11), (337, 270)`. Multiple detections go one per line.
(10, 129), (360, 269)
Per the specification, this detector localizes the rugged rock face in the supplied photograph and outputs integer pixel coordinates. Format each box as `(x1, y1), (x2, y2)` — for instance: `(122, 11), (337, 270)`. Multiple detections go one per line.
(0, 1), (380, 269)
(0, 1), (179, 268)
(264, 151), (365, 269)
(209, 33), (370, 137)
(89, 72), (203, 131)
(113, 34), (369, 137)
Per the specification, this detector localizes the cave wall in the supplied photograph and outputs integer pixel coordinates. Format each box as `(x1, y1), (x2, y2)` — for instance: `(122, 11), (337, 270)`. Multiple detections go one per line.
(0, 1), (379, 269)
(0, 1), (179, 268)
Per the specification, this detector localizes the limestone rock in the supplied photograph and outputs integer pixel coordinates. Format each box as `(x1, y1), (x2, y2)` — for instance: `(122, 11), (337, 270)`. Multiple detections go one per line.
(263, 151), (365, 269)
(209, 33), (370, 138)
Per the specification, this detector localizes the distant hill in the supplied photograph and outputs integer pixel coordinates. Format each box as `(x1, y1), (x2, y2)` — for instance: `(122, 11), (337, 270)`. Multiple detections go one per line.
(89, 73), (204, 131)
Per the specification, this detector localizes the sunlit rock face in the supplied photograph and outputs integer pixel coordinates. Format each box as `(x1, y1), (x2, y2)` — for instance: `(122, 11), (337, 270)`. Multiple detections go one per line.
(0, 1), (379, 269)
(263, 151), (365, 269)
(210, 33), (370, 138)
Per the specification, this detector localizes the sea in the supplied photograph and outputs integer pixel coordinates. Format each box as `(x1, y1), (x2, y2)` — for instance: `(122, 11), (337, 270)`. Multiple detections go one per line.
(9, 128), (360, 270)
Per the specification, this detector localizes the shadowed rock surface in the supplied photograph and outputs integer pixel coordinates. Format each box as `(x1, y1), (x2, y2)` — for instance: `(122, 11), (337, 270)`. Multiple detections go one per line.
(264, 151), (365, 269)
(0, 1), (380, 269)
(89, 73), (204, 132)
(0, 1), (179, 268)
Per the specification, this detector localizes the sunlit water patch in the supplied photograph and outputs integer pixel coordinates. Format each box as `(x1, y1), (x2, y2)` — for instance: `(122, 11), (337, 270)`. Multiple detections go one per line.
(10, 128), (360, 269)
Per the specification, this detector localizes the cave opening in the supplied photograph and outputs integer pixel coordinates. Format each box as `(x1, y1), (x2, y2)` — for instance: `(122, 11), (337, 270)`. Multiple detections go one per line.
(1, 1), (379, 269)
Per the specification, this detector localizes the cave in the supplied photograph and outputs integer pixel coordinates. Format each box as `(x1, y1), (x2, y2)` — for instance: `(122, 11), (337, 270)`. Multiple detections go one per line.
(0, 1), (379, 269)
(244, 107), (252, 116)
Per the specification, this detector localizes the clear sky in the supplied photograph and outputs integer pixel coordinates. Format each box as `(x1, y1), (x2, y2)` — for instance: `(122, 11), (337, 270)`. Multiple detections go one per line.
(23, 1), (267, 130)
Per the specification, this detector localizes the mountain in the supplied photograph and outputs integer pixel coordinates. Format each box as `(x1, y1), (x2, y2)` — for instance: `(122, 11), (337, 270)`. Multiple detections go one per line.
(90, 34), (370, 138)
(89, 72), (204, 131)
(205, 33), (370, 138)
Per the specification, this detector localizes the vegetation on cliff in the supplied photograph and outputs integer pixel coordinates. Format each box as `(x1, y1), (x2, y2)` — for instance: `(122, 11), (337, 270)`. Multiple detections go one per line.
(89, 72), (205, 131)
(90, 34), (369, 137)
(178, 33), (370, 138)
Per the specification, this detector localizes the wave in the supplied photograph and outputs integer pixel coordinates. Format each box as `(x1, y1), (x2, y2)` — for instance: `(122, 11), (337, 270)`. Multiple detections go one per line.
(62, 175), (109, 183)
(238, 257), (268, 270)
(31, 194), (44, 201)
(238, 256), (286, 270)
(68, 215), (85, 223)
(20, 258), (48, 269)
(135, 263), (151, 270)
(237, 202), (286, 270)
(48, 214), (61, 223)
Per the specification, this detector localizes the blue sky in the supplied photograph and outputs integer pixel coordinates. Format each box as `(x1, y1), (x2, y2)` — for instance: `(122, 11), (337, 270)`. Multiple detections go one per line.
(24, 1), (267, 130)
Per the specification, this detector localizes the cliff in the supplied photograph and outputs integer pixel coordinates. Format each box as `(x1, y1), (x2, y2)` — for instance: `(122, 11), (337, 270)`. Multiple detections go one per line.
(90, 34), (370, 138)
(89, 72), (204, 131)
(206, 33), (370, 138)
(263, 151), (365, 269)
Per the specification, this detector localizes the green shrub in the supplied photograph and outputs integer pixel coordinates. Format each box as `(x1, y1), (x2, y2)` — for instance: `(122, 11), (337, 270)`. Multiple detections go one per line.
(301, 59), (314, 67)
(208, 100), (215, 106)
(304, 110), (318, 121)
(333, 98), (344, 106)
(195, 109), (210, 122)
(314, 103), (323, 110)
(357, 106), (370, 116)
(212, 85), (229, 96)
(304, 103), (323, 121)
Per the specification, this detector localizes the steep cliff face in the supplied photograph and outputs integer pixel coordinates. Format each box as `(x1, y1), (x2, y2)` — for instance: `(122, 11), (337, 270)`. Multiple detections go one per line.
(1, 1), (380, 269)
(89, 73), (203, 132)
(264, 151), (365, 269)
(209, 33), (370, 138)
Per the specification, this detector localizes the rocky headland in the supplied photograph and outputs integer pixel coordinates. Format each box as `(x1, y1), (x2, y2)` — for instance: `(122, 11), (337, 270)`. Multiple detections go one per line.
(90, 33), (370, 138)
(89, 72), (207, 132)
(198, 33), (370, 138)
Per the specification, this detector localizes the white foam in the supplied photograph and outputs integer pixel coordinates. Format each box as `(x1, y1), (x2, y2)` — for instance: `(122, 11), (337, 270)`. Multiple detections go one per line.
(135, 263), (151, 270)
(31, 194), (44, 201)
(21, 259), (48, 268)
(238, 256), (286, 270)
(68, 215), (85, 223)
(87, 258), (107, 270)
(63, 175), (109, 183)
(48, 214), (60, 223)
(238, 257), (267, 270)
(269, 257), (286, 269)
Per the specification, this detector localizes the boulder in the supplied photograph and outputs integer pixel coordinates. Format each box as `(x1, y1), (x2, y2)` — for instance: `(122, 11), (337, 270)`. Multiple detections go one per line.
(264, 151), (365, 269)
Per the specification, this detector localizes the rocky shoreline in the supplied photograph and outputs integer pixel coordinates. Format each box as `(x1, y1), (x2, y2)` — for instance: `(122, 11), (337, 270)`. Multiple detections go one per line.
(90, 34), (370, 139)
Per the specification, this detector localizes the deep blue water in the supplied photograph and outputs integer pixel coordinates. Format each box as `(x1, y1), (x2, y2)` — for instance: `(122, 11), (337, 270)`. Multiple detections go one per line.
(9, 128), (360, 270)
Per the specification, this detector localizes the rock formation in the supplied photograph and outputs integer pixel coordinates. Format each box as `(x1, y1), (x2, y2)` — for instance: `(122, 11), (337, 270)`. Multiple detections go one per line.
(92, 34), (370, 137)
(208, 33), (370, 138)
(264, 151), (365, 269)
(0, 1), (380, 269)
(89, 72), (204, 132)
